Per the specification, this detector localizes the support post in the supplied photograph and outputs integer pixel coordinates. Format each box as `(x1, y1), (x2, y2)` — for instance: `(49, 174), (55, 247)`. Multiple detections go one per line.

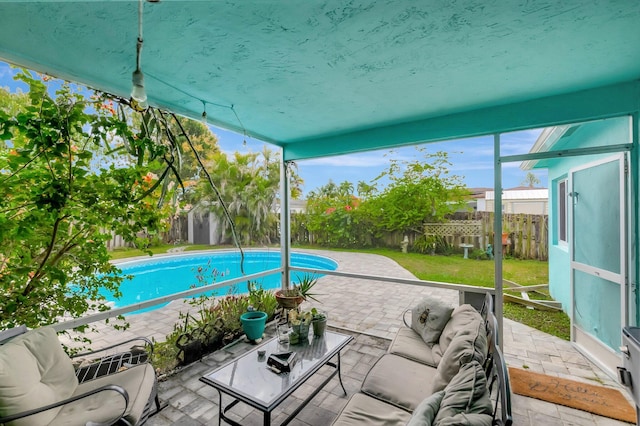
(280, 155), (291, 290)
(494, 134), (504, 349)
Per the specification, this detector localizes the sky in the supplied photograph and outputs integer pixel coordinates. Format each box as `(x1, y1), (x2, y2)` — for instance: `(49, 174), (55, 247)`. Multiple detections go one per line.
(1, 61), (547, 196)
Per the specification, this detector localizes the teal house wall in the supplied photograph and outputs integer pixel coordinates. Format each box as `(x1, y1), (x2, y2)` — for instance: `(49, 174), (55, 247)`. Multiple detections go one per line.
(532, 116), (636, 343)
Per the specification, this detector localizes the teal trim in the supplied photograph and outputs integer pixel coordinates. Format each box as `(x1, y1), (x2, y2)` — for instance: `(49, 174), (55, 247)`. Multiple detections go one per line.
(283, 81), (640, 161)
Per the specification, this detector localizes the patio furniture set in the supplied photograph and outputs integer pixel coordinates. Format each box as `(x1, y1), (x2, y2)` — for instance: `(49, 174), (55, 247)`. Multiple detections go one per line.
(0, 292), (511, 425)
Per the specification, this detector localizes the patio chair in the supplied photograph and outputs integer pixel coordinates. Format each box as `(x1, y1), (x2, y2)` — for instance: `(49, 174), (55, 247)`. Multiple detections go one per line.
(0, 325), (164, 425)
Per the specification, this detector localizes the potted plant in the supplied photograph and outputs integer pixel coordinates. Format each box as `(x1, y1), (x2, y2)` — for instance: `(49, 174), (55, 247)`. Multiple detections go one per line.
(311, 308), (328, 337)
(288, 309), (312, 345)
(275, 273), (321, 309)
(240, 309), (268, 342)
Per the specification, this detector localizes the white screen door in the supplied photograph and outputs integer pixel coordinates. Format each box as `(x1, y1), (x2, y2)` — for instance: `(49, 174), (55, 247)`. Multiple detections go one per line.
(570, 153), (627, 374)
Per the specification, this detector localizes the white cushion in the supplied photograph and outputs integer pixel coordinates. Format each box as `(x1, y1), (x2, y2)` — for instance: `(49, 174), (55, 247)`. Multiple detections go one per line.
(0, 327), (78, 426)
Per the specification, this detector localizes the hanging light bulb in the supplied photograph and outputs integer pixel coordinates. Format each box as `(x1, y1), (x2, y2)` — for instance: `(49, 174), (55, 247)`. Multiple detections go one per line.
(130, 68), (148, 111)
(201, 101), (208, 125)
(130, 0), (148, 112)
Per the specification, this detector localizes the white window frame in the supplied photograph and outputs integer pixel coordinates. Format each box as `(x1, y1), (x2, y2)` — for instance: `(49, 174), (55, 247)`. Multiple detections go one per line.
(557, 178), (568, 245)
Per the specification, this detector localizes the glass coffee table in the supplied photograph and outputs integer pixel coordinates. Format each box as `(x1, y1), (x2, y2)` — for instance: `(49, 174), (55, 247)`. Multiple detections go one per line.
(200, 330), (353, 426)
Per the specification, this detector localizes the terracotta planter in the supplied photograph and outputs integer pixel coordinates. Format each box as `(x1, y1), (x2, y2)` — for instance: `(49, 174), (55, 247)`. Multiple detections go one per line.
(275, 290), (304, 309)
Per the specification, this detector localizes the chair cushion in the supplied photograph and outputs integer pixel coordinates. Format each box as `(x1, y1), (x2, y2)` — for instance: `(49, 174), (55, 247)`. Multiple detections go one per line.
(388, 327), (440, 367)
(361, 354), (437, 411)
(435, 413), (493, 426)
(53, 363), (156, 426)
(331, 393), (411, 426)
(0, 326), (77, 426)
(406, 390), (445, 426)
(407, 298), (454, 345)
(433, 361), (492, 424)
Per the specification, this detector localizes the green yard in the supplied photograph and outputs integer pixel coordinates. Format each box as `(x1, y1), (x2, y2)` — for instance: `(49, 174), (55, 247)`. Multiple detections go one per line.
(344, 248), (570, 341)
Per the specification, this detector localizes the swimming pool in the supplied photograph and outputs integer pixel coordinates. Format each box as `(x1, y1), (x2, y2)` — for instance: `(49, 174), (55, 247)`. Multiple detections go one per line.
(104, 251), (338, 313)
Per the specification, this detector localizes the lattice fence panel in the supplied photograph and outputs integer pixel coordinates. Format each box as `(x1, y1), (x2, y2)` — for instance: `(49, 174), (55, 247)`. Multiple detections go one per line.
(424, 220), (482, 237)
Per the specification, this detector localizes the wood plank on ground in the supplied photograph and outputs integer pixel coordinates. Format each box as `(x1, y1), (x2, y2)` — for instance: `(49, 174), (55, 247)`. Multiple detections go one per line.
(503, 294), (562, 311)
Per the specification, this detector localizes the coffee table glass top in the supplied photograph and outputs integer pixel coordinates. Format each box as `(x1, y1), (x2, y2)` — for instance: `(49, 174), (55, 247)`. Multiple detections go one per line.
(201, 331), (351, 408)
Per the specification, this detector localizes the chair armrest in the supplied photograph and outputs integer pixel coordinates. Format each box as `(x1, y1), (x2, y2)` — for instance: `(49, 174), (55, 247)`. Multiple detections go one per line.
(72, 337), (153, 382)
(72, 336), (154, 359)
(0, 384), (129, 425)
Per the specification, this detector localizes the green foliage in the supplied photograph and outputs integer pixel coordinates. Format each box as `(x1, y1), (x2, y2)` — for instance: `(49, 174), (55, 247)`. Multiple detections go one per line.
(194, 147), (300, 245)
(303, 148), (469, 249)
(305, 180), (377, 247)
(366, 148), (469, 234)
(248, 280), (278, 319)
(0, 71), (177, 329)
(521, 171), (541, 188)
(288, 273), (321, 303)
(411, 235), (437, 254)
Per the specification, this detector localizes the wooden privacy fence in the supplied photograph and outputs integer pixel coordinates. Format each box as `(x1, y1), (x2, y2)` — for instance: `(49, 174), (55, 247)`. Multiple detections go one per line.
(425, 212), (548, 260)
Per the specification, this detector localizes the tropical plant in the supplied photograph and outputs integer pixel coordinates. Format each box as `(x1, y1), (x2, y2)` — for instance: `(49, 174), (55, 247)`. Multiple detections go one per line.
(310, 307), (326, 321)
(0, 72), (177, 330)
(195, 147), (301, 245)
(285, 273), (321, 303)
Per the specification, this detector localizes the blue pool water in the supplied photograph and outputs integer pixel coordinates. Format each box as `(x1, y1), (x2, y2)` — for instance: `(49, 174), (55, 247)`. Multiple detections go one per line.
(104, 251), (337, 313)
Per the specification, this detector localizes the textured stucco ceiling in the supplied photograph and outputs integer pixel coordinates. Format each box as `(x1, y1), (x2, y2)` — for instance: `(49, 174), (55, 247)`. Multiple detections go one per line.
(0, 1), (639, 159)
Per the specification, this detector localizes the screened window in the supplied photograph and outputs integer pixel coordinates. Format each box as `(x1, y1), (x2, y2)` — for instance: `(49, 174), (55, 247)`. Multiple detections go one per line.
(558, 179), (567, 244)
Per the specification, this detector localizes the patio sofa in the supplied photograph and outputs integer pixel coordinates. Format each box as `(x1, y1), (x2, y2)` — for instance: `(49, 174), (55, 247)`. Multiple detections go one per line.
(332, 294), (512, 425)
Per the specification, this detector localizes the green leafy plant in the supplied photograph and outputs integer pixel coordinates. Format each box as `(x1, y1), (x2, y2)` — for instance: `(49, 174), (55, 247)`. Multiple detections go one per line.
(0, 71), (176, 331)
(284, 273), (321, 303)
(247, 280), (278, 320)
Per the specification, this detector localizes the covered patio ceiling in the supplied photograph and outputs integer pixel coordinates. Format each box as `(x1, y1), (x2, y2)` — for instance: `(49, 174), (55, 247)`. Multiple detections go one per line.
(0, 1), (639, 160)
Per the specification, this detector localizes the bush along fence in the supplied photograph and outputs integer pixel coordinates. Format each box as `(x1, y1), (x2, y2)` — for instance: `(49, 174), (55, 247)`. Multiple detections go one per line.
(287, 211), (548, 261)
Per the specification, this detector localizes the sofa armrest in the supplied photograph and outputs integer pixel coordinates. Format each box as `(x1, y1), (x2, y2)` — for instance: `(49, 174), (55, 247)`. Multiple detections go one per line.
(0, 384), (129, 425)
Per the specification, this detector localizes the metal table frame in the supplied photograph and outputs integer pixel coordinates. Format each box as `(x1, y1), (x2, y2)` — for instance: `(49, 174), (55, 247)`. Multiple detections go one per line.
(200, 331), (353, 426)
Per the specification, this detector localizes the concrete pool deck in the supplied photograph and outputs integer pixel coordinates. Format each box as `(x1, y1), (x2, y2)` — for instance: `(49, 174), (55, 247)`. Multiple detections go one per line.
(63, 249), (634, 425)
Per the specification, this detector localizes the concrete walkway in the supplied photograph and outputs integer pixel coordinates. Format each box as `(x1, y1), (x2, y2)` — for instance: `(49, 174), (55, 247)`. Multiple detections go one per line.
(67, 249), (635, 425)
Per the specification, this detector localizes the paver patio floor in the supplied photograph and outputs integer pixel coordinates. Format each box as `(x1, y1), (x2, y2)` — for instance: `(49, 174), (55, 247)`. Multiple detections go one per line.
(69, 249), (634, 425)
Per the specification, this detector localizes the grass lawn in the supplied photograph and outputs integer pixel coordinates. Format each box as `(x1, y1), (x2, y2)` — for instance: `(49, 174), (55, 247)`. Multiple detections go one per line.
(300, 246), (571, 341)
(108, 244), (214, 260)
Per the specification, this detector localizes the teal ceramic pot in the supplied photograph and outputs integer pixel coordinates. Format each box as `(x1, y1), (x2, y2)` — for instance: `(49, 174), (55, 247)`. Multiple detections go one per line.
(240, 311), (268, 341)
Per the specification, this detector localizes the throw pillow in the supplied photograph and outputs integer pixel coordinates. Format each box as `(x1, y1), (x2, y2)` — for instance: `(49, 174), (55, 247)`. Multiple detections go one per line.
(431, 317), (488, 392)
(406, 297), (454, 345)
(433, 361), (492, 425)
(406, 390), (445, 426)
